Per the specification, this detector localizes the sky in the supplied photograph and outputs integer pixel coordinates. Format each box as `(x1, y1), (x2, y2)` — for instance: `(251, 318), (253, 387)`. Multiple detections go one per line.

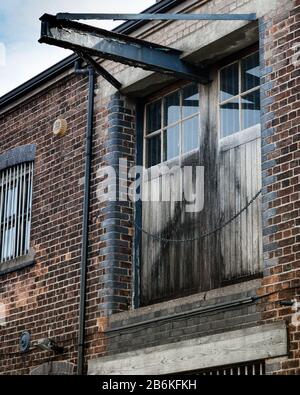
(0, 0), (155, 97)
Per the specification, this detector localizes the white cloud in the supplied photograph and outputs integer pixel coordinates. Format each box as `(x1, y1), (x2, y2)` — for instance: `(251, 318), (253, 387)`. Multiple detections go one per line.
(0, 0), (155, 96)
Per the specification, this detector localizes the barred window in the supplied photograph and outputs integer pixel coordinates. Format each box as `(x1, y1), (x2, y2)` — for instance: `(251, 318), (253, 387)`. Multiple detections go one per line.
(0, 162), (34, 263)
(145, 83), (200, 168)
(219, 51), (260, 138)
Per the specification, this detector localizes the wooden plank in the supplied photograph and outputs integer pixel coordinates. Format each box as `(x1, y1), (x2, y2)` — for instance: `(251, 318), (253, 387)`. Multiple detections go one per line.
(220, 124), (261, 152)
(161, 170), (171, 298)
(229, 148), (236, 278)
(88, 323), (287, 375)
(223, 149), (231, 279)
(251, 139), (259, 275)
(235, 145), (242, 277)
(256, 138), (263, 273)
(141, 176), (150, 304)
(244, 143), (252, 275)
(246, 142), (253, 275)
(219, 148), (225, 279)
(240, 143), (248, 277)
(156, 175), (163, 299)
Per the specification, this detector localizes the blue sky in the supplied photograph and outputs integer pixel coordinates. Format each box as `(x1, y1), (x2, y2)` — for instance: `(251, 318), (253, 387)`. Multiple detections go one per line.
(0, 0), (154, 96)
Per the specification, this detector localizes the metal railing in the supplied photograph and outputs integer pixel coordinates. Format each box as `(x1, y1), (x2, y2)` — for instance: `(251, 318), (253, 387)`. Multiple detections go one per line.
(0, 162), (34, 263)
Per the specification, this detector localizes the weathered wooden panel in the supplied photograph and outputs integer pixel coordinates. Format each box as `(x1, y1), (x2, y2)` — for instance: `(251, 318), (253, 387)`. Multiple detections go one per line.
(140, 123), (220, 304)
(219, 134), (262, 282)
(140, 78), (262, 305)
(88, 323), (287, 375)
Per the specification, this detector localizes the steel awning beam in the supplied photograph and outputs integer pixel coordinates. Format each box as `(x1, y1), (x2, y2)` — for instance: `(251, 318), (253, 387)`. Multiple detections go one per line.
(56, 13), (257, 21)
(39, 14), (210, 84)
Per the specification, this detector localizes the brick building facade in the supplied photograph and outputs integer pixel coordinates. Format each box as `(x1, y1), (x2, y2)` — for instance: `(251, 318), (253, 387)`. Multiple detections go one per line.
(0, 0), (299, 375)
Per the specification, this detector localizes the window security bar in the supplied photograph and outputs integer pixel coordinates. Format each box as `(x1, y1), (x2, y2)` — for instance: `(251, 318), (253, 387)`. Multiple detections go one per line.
(195, 361), (265, 376)
(0, 162), (33, 263)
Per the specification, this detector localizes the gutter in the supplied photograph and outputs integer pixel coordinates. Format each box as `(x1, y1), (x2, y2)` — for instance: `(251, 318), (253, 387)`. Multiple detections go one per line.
(0, 0), (182, 110)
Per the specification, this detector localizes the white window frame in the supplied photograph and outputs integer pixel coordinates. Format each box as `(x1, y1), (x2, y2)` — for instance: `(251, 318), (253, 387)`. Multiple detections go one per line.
(143, 83), (201, 169)
(218, 50), (261, 142)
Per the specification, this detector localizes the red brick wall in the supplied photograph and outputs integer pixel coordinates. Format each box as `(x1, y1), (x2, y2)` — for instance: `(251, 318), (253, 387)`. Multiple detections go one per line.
(0, 73), (135, 374)
(0, 73), (90, 374)
(259, 0), (300, 375)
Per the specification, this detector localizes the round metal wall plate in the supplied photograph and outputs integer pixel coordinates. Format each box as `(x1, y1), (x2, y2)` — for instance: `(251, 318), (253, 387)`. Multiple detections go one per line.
(19, 331), (31, 353)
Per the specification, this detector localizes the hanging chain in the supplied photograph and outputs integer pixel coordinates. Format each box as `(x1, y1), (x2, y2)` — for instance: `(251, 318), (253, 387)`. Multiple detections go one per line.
(135, 189), (262, 243)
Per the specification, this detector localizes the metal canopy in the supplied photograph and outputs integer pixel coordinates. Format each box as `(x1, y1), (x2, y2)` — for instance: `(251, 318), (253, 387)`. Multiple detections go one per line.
(39, 14), (210, 85)
(56, 13), (257, 21)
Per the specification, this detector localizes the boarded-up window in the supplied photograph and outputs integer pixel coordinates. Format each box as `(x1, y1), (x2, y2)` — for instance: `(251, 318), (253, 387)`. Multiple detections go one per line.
(139, 48), (262, 306)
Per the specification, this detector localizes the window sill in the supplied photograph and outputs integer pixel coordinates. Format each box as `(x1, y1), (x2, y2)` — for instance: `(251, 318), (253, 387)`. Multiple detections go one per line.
(108, 278), (262, 326)
(0, 249), (35, 276)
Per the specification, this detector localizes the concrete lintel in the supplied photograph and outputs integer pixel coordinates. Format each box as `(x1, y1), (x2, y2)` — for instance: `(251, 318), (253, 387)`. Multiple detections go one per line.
(88, 322), (287, 375)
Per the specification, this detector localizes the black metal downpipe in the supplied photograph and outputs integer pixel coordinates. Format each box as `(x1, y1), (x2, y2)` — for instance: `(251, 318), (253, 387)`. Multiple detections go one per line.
(75, 61), (95, 375)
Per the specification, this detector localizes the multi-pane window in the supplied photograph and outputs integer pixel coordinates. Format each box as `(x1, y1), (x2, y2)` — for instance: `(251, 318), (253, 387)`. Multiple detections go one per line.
(0, 162), (34, 263)
(145, 83), (200, 168)
(219, 51), (261, 138)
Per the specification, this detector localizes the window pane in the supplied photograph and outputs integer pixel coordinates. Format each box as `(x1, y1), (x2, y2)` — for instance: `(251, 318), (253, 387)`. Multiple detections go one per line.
(183, 116), (199, 154)
(220, 98), (240, 137)
(220, 62), (239, 102)
(183, 84), (199, 118)
(146, 100), (161, 134)
(147, 135), (161, 168)
(242, 52), (260, 92)
(242, 89), (261, 130)
(163, 125), (180, 161)
(164, 91), (180, 126)
(2, 227), (16, 261)
(5, 187), (17, 219)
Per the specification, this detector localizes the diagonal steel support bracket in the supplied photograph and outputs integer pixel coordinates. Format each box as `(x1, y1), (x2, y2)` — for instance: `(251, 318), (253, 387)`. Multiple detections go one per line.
(76, 51), (122, 90)
(39, 14), (210, 84)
